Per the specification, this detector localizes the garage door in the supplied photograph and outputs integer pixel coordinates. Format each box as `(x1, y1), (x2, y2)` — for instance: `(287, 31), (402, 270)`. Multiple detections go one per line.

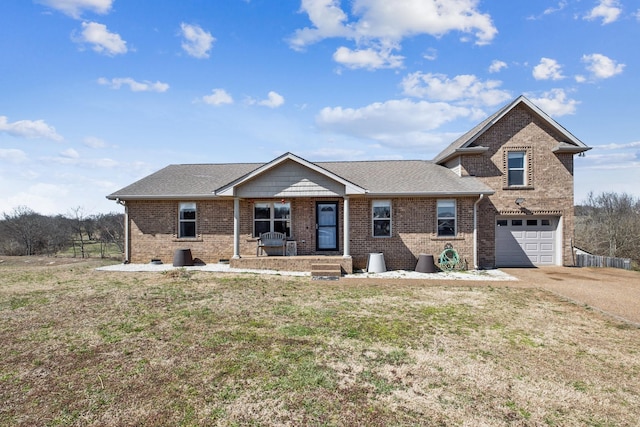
(495, 217), (557, 267)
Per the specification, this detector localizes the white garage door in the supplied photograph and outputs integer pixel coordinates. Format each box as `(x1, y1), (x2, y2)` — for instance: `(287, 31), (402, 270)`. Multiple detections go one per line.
(495, 217), (557, 267)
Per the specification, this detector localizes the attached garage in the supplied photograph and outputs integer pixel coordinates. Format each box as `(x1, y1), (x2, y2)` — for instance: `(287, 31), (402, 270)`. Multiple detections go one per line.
(495, 217), (560, 267)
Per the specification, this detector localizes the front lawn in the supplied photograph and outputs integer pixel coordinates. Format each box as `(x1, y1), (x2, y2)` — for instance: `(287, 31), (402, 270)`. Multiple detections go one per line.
(1, 259), (638, 426)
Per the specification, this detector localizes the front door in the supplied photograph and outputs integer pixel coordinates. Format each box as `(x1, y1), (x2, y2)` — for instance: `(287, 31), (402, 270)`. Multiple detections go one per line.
(316, 202), (338, 251)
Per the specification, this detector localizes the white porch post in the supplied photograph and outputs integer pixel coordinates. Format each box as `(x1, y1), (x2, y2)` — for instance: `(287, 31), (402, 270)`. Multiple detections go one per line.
(233, 197), (240, 259)
(343, 196), (350, 258)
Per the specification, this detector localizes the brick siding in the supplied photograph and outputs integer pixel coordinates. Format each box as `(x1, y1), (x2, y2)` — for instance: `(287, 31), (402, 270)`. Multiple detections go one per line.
(458, 104), (576, 267)
(126, 196), (476, 270)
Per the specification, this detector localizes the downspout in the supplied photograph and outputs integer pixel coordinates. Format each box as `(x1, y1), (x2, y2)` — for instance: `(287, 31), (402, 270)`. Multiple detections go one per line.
(473, 194), (485, 270)
(116, 199), (129, 263)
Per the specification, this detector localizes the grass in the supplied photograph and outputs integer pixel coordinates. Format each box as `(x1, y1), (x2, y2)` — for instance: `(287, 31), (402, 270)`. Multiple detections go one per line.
(0, 258), (639, 426)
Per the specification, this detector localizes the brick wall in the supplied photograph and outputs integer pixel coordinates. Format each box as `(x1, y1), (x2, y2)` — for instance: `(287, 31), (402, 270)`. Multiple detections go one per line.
(127, 199), (235, 264)
(126, 196), (476, 271)
(458, 104), (576, 267)
(348, 197), (476, 271)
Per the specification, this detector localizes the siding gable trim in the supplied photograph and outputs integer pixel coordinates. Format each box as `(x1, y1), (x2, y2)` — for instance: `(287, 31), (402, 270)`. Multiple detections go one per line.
(215, 152), (367, 197)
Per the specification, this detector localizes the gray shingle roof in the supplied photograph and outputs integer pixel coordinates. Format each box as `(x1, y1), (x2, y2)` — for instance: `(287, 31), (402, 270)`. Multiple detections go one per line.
(107, 158), (493, 200)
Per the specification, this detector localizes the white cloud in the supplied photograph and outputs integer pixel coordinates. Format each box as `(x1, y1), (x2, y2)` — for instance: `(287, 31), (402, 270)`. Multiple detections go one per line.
(97, 77), (169, 92)
(333, 45), (404, 69)
(316, 99), (471, 146)
(289, 0), (497, 68)
(400, 72), (511, 107)
(49, 154), (119, 168)
(180, 23), (215, 59)
(582, 53), (625, 79)
(488, 60), (507, 73)
(83, 136), (107, 148)
(596, 140), (640, 151)
(0, 149), (28, 163)
(202, 89), (234, 106)
(0, 116), (63, 141)
(422, 48), (438, 61)
(36, 0), (113, 19)
(1, 183), (70, 216)
(350, 0), (497, 44)
(308, 147), (367, 159)
(528, 89), (579, 117)
(544, 1), (567, 15)
(288, 0), (352, 50)
(247, 91), (285, 108)
(532, 58), (565, 81)
(60, 148), (80, 159)
(584, 0), (622, 24)
(74, 21), (127, 56)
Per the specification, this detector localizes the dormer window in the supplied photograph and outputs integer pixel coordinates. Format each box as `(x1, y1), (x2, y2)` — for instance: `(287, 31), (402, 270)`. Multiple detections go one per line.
(507, 151), (526, 186)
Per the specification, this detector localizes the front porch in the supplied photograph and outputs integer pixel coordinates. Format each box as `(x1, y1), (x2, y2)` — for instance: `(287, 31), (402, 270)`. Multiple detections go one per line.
(230, 255), (353, 274)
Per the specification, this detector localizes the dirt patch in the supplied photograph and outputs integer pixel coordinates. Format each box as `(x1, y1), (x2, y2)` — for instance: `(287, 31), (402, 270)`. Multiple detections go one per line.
(0, 256), (106, 268)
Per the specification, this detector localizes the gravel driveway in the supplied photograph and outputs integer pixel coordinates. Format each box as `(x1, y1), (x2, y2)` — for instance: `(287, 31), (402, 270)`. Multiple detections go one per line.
(501, 266), (640, 326)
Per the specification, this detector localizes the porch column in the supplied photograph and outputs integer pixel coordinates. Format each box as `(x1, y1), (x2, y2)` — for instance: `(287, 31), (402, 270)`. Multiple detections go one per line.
(233, 197), (240, 259)
(343, 196), (350, 258)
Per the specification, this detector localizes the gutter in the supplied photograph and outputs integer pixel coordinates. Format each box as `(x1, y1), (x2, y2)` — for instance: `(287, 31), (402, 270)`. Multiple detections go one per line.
(473, 194), (485, 269)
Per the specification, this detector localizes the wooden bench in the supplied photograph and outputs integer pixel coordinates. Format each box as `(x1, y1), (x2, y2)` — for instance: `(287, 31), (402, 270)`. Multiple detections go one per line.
(257, 232), (287, 256)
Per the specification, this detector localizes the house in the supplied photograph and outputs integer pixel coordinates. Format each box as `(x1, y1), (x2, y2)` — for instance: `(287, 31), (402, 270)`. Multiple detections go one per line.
(107, 95), (590, 272)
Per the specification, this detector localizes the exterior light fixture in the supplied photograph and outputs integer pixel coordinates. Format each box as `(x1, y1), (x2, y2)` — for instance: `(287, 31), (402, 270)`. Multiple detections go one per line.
(515, 198), (525, 206)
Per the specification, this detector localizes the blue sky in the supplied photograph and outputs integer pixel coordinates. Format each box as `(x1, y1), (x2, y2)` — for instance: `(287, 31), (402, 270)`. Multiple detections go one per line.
(1, 0), (638, 215)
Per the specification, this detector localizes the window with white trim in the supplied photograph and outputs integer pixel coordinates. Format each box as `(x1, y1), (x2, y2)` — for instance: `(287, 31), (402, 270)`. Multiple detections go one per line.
(253, 201), (291, 237)
(178, 202), (197, 238)
(437, 199), (456, 237)
(372, 200), (391, 237)
(507, 151), (526, 186)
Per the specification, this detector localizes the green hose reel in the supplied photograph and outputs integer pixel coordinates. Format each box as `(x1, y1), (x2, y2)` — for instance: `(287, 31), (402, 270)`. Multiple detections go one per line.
(438, 244), (461, 271)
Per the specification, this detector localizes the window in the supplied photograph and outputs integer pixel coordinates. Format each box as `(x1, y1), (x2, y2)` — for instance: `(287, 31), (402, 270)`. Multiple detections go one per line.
(507, 151), (526, 186)
(512, 219), (523, 226)
(254, 201), (291, 237)
(372, 200), (391, 237)
(437, 200), (456, 237)
(527, 219), (538, 226)
(496, 219), (508, 227)
(541, 219), (550, 226)
(178, 202), (196, 238)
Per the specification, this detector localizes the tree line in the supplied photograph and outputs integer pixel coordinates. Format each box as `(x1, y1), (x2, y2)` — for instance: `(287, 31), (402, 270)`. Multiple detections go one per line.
(0, 206), (124, 258)
(575, 192), (640, 265)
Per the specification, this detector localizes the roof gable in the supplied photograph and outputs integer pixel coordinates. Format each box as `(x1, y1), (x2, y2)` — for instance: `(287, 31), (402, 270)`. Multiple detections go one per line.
(433, 95), (591, 164)
(215, 152), (367, 196)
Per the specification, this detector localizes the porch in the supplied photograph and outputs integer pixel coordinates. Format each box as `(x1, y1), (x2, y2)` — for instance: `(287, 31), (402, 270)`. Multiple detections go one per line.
(230, 255), (353, 275)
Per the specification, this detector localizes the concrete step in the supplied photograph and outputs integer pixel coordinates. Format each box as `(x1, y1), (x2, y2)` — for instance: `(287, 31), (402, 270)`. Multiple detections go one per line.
(311, 263), (342, 279)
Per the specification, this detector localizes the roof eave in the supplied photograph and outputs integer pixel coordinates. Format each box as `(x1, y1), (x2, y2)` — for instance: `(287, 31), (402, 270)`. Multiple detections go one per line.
(106, 194), (220, 201)
(360, 190), (495, 198)
(552, 145), (593, 154)
(436, 146), (490, 164)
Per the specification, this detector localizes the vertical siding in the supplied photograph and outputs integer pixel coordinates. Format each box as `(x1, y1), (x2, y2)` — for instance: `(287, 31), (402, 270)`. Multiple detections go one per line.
(237, 160), (344, 198)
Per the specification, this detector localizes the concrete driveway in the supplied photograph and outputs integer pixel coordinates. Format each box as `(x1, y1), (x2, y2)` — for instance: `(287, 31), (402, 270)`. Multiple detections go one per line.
(502, 266), (640, 326)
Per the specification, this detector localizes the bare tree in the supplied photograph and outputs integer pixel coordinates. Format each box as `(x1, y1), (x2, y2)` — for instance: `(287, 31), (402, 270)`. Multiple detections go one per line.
(575, 192), (640, 262)
(1, 206), (48, 255)
(67, 206), (89, 258)
(94, 212), (125, 258)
